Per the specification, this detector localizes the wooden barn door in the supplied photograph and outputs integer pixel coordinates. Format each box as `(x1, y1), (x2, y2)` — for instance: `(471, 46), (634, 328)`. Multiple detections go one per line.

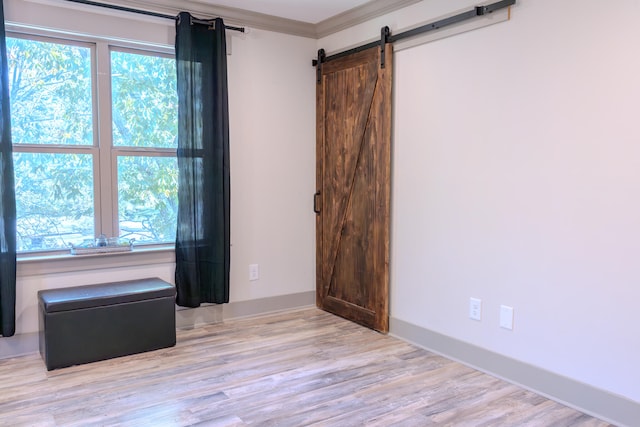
(315, 44), (392, 333)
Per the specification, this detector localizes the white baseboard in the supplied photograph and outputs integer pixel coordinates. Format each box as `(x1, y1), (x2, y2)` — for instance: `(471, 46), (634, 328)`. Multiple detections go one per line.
(390, 317), (639, 427)
(0, 331), (40, 360)
(176, 291), (316, 329)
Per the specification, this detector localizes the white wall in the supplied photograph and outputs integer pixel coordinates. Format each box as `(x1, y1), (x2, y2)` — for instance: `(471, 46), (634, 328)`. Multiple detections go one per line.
(320, 0), (640, 403)
(7, 0), (316, 335)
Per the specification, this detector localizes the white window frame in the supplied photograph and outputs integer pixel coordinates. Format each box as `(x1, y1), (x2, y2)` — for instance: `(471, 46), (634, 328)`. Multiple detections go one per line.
(8, 27), (177, 274)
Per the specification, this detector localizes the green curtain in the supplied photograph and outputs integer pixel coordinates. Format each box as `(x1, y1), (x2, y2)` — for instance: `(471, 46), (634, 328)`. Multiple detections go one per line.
(0, 0), (16, 337)
(174, 13), (230, 307)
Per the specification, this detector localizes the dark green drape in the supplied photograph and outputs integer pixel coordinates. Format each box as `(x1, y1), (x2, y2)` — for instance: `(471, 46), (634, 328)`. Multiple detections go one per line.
(174, 13), (230, 307)
(0, 0), (16, 337)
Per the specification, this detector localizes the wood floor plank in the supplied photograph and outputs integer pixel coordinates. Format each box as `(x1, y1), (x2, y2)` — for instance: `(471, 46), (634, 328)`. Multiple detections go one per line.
(0, 308), (612, 426)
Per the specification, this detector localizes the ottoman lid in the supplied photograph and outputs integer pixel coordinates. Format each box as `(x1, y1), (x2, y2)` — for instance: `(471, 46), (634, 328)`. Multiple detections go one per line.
(38, 278), (175, 313)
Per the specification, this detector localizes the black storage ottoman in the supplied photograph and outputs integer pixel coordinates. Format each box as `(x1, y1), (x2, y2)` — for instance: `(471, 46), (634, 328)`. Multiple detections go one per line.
(38, 278), (176, 370)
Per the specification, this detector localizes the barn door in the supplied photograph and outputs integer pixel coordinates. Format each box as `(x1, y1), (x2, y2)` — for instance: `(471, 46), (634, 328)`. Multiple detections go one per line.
(315, 44), (392, 333)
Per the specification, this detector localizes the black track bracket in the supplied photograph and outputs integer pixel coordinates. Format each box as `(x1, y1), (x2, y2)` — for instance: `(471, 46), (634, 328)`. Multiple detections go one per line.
(380, 26), (390, 69)
(315, 49), (326, 84)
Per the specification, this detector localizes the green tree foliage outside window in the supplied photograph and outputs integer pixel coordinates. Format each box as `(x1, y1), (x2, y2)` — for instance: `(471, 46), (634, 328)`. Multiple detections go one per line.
(7, 36), (178, 252)
(8, 38), (93, 146)
(111, 50), (178, 244)
(111, 50), (178, 149)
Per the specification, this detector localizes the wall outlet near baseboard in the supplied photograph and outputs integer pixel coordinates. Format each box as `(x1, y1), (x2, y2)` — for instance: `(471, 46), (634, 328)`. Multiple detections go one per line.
(249, 264), (259, 281)
(469, 297), (482, 321)
(500, 305), (514, 330)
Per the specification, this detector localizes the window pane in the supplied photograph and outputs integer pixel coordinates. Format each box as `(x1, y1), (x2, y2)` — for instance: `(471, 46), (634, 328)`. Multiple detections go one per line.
(118, 156), (178, 243)
(7, 38), (93, 145)
(111, 51), (178, 148)
(14, 153), (94, 252)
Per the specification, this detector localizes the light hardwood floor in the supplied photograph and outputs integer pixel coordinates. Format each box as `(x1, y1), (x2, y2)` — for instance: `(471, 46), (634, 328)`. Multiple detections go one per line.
(0, 308), (612, 426)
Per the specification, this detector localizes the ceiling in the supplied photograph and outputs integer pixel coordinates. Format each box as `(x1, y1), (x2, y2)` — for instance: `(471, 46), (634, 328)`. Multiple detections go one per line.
(193, 0), (372, 24)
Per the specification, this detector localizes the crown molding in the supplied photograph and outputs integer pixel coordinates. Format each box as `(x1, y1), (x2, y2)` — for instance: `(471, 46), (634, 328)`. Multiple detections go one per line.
(315, 0), (422, 39)
(48, 0), (420, 39)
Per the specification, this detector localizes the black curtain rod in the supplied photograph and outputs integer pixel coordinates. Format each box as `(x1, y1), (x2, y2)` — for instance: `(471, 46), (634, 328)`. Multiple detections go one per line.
(313, 0), (515, 67)
(64, 0), (245, 32)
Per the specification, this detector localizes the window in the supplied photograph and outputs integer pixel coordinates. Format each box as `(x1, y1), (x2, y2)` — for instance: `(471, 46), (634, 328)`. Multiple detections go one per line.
(7, 35), (178, 253)
(110, 49), (178, 244)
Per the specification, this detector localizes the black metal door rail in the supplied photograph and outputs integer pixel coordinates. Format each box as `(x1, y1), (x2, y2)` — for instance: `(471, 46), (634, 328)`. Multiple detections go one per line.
(313, 0), (515, 81)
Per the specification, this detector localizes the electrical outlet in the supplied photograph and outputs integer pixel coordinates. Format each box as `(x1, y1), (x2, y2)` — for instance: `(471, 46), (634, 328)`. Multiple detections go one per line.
(249, 264), (259, 281)
(500, 305), (514, 330)
(469, 297), (482, 321)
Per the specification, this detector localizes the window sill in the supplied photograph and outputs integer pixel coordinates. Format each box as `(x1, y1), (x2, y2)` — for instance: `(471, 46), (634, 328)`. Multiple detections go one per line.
(17, 245), (176, 277)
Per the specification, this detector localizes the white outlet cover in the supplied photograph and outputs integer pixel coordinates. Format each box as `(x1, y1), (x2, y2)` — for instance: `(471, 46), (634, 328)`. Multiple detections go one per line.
(249, 264), (259, 281)
(469, 297), (482, 321)
(500, 305), (514, 330)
